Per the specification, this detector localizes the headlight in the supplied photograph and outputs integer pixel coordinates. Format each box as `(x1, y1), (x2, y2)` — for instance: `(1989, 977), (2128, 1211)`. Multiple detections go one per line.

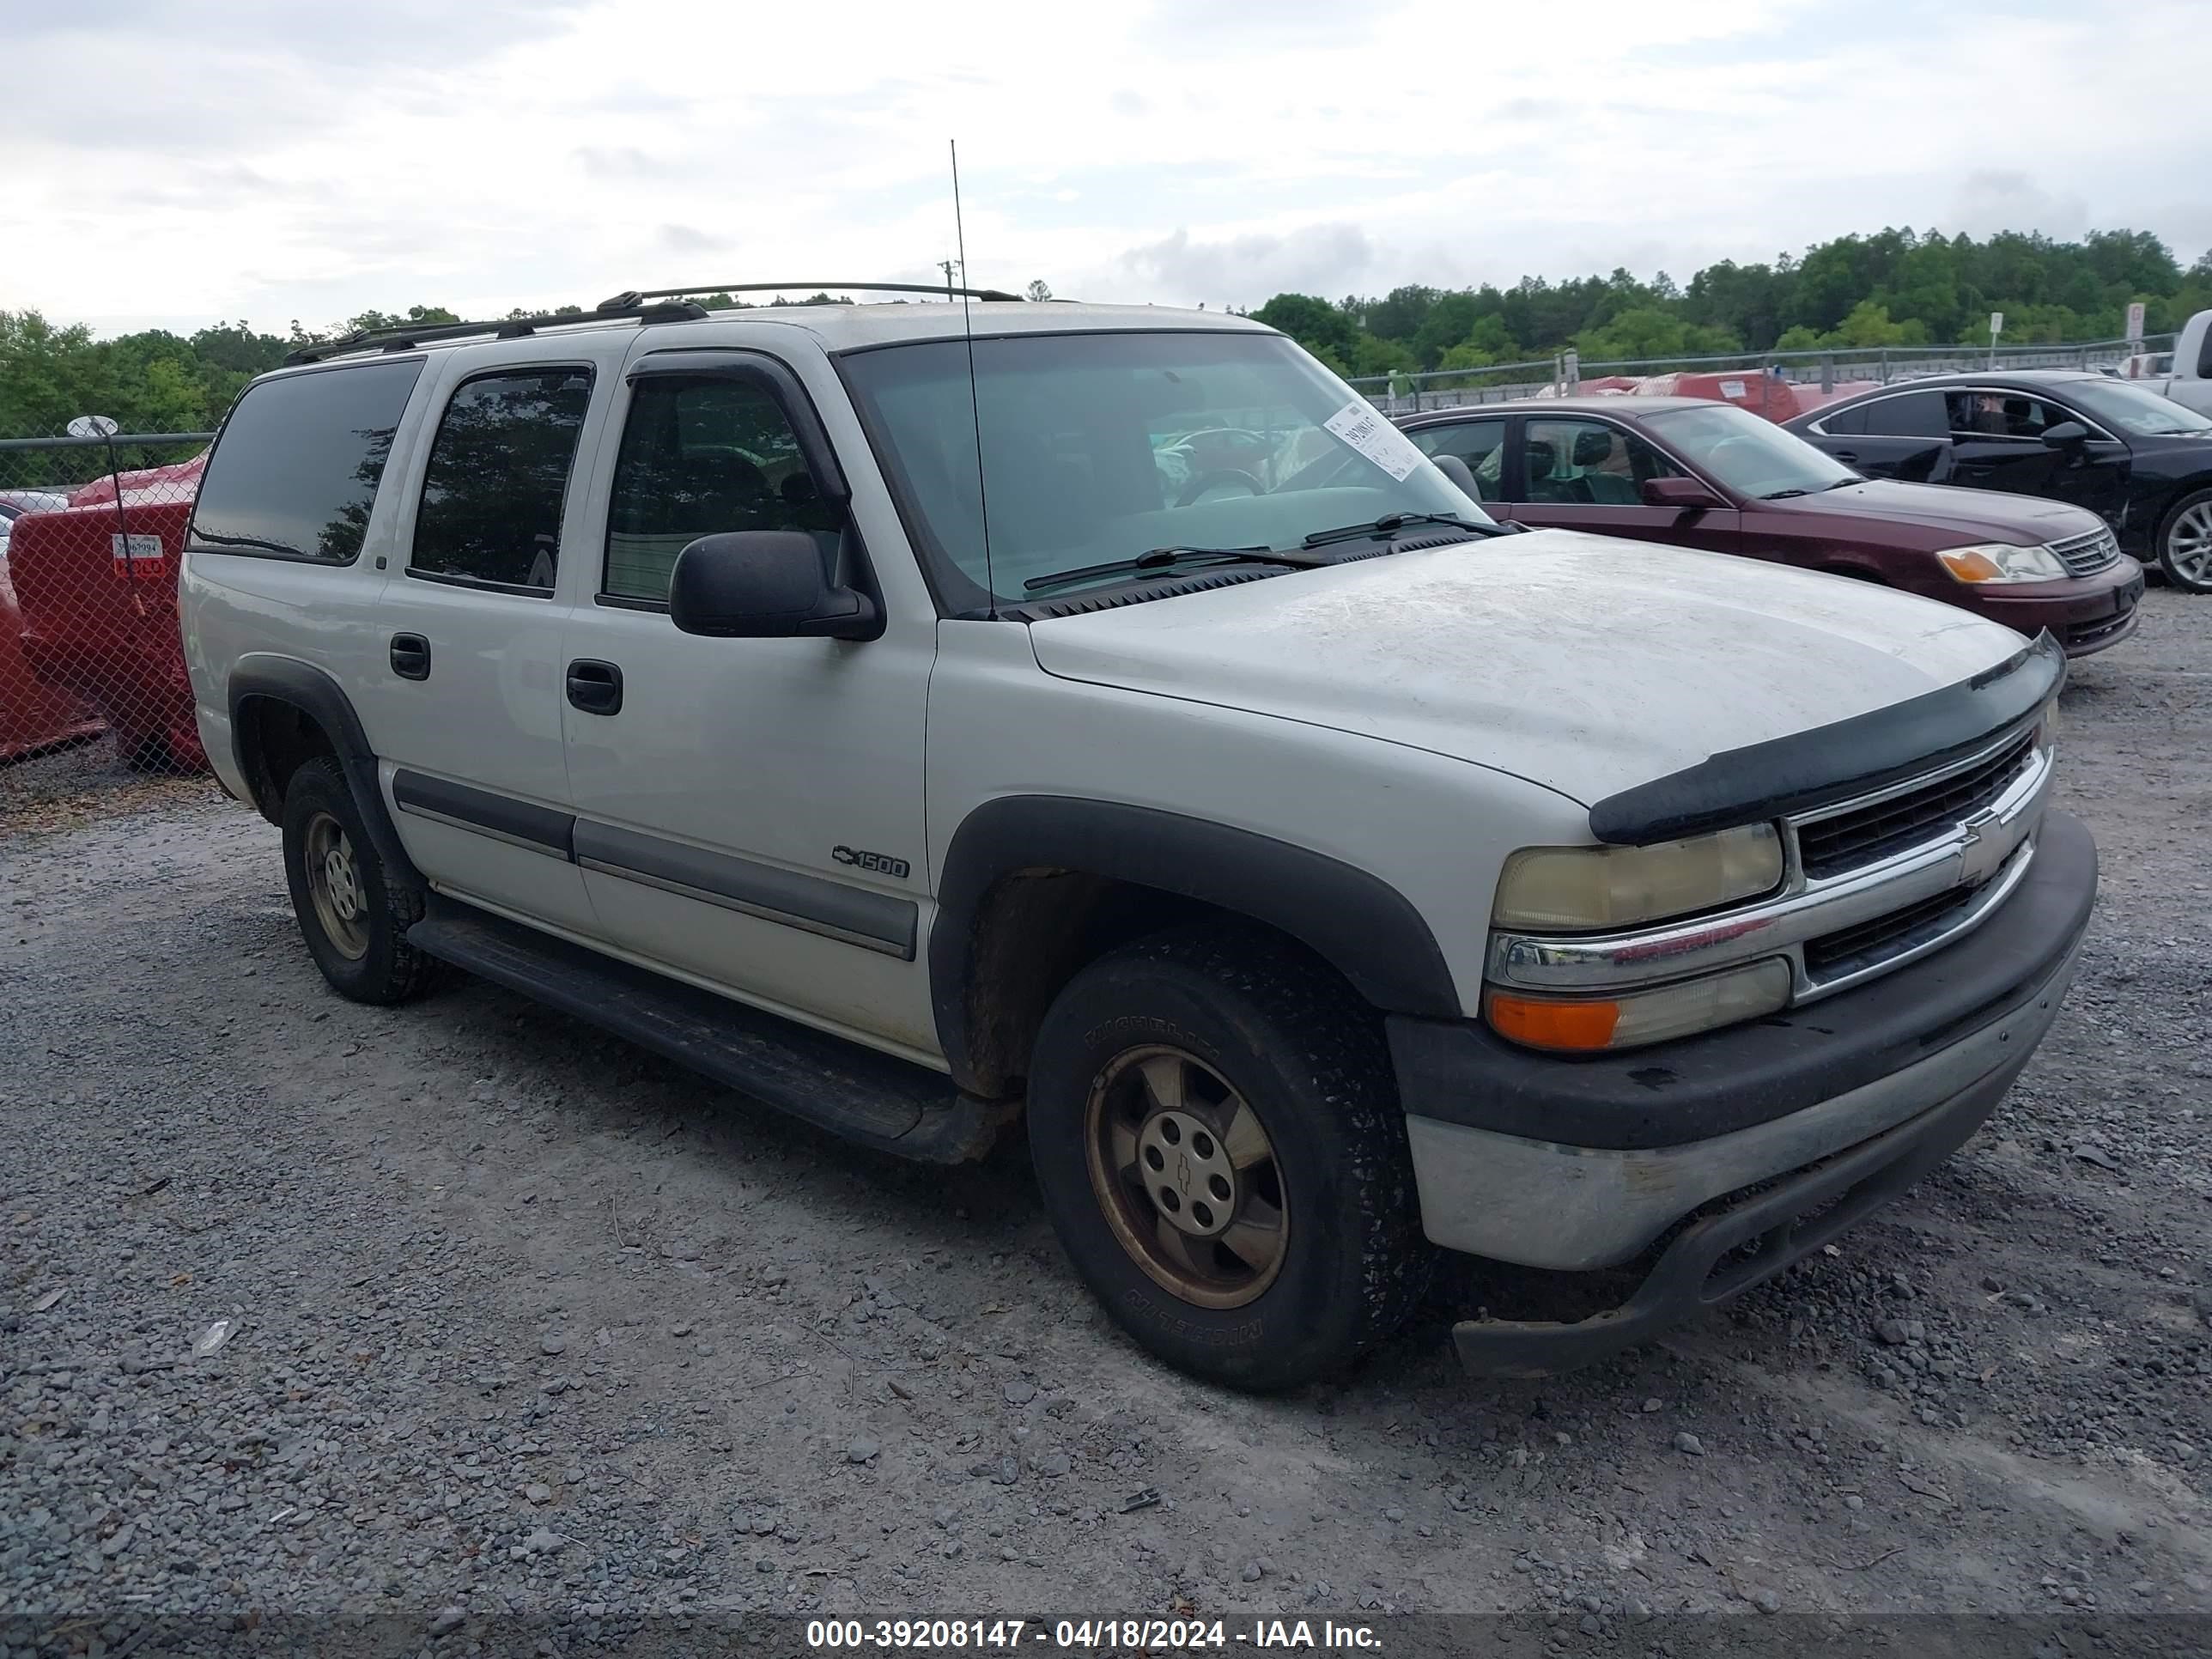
(1936, 543), (2068, 584)
(1492, 823), (1784, 931)
(1486, 959), (1793, 1053)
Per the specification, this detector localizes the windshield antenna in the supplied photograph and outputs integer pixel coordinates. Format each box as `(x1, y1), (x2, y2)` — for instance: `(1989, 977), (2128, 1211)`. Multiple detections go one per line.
(951, 138), (996, 619)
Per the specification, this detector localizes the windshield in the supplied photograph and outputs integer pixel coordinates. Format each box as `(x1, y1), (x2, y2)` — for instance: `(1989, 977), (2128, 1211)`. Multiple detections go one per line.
(1640, 402), (1860, 498)
(2059, 378), (2212, 437)
(837, 330), (1489, 611)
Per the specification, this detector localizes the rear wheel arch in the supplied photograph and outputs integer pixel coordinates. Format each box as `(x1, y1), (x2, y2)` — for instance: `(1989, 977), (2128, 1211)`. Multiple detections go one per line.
(930, 796), (1461, 1097)
(227, 655), (421, 889)
(2154, 482), (2212, 593)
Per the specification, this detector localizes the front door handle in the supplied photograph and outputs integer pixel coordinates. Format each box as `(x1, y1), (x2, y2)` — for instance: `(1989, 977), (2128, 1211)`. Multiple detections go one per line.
(390, 633), (431, 680)
(1830, 449), (1858, 464)
(566, 659), (623, 716)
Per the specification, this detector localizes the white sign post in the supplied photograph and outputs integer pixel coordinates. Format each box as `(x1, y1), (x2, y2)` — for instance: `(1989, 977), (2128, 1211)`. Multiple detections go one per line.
(1988, 311), (2003, 367)
(2125, 301), (2146, 347)
(70, 414), (135, 579)
(1563, 349), (1580, 394)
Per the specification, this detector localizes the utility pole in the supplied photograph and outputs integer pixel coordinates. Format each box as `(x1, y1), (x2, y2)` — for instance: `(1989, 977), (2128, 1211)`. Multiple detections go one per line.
(937, 258), (958, 299)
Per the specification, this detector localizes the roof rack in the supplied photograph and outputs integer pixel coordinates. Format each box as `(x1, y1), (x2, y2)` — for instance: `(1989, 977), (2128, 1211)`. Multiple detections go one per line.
(597, 281), (1024, 308)
(282, 300), (709, 367)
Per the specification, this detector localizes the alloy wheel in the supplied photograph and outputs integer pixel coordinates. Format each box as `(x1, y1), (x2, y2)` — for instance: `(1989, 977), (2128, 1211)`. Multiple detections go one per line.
(303, 811), (370, 961)
(1084, 1045), (1289, 1309)
(2169, 500), (2212, 587)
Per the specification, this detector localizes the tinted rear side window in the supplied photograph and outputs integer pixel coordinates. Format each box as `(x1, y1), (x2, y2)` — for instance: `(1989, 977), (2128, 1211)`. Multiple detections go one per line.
(410, 369), (595, 592)
(1856, 391), (1948, 438)
(189, 360), (423, 563)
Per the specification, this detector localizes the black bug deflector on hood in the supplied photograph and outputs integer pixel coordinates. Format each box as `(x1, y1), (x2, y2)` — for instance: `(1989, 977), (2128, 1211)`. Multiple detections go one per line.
(1586, 630), (2065, 847)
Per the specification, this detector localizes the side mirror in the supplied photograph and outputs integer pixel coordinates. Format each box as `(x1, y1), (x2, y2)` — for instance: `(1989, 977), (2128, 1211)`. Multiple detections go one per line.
(1642, 476), (1722, 510)
(1430, 453), (1482, 501)
(2039, 421), (2089, 448)
(669, 530), (881, 641)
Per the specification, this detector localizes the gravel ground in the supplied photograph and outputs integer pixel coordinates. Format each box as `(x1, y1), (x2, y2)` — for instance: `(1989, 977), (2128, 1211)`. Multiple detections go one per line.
(3, 591), (2209, 1653)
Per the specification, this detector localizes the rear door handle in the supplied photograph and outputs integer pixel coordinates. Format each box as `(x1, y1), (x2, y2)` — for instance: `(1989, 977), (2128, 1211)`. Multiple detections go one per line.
(566, 659), (623, 716)
(1830, 449), (1858, 463)
(389, 633), (431, 681)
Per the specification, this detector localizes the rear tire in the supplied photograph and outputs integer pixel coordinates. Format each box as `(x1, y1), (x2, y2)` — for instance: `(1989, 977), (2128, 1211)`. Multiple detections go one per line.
(1026, 925), (1435, 1390)
(281, 757), (440, 1004)
(2154, 488), (2212, 593)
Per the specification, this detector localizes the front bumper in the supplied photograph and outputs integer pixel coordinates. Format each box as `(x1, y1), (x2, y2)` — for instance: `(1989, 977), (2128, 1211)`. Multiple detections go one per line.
(1392, 807), (2096, 1373)
(1447, 1048), (2042, 1376)
(1970, 560), (2144, 658)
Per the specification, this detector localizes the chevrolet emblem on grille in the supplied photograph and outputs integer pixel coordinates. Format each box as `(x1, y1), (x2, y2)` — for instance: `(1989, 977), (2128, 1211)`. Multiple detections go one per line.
(1957, 812), (2010, 887)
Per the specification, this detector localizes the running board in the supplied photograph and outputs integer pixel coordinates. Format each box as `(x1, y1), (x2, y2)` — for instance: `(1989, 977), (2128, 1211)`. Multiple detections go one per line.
(408, 898), (1012, 1164)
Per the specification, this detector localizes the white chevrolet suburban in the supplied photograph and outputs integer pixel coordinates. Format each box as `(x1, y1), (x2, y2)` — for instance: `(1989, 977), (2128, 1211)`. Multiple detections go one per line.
(179, 290), (2096, 1389)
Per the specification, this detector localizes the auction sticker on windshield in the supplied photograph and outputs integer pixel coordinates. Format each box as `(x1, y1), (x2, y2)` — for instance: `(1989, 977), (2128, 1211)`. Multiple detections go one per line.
(1324, 400), (1425, 481)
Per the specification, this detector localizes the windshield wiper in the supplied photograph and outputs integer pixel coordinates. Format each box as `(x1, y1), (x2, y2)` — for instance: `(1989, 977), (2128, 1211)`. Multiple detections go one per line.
(1022, 544), (1320, 594)
(1299, 511), (1516, 549)
(1759, 488), (1813, 500)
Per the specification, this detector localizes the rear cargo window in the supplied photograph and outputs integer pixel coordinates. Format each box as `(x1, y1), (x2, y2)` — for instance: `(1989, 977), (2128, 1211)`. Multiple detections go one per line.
(188, 360), (423, 563)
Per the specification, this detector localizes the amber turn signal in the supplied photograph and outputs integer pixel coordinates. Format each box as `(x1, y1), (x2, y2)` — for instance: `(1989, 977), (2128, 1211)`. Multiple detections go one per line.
(1485, 992), (1622, 1051)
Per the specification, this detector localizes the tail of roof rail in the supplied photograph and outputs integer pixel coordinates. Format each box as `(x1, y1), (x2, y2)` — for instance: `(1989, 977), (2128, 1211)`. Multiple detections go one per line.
(281, 301), (710, 367)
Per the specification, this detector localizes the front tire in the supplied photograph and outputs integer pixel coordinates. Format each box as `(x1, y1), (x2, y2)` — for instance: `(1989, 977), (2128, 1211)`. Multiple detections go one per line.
(281, 757), (440, 1004)
(1027, 926), (1434, 1390)
(2155, 487), (2212, 593)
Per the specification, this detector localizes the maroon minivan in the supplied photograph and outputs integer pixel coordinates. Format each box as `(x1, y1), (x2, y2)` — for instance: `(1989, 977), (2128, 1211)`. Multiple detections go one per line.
(1398, 397), (2143, 657)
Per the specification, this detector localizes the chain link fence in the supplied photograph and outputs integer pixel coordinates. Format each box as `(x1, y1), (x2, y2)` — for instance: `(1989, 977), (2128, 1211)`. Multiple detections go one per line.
(0, 431), (215, 823)
(1350, 334), (2180, 416)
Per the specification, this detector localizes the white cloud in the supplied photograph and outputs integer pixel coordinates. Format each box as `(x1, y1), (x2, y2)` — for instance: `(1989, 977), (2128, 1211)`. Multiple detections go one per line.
(1947, 171), (2091, 242)
(4, 0), (2209, 337)
(1109, 225), (1377, 308)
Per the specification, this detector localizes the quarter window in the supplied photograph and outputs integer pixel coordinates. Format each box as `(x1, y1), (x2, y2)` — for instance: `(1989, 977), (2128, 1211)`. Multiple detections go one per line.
(189, 359), (423, 563)
(1854, 391), (1947, 439)
(1520, 419), (1680, 505)
(1408, 421), (1507, 501)
(410, 368), (594, 592)
(603, 376), (841, 603)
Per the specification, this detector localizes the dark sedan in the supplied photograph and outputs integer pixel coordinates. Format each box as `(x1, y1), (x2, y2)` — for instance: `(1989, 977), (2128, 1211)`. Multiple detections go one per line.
(1398, 397), (2143, 657)
(1781, 370), (2212, 592)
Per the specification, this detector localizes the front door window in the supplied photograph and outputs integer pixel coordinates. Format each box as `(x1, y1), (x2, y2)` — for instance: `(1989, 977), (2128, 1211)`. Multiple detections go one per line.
(1519, 419), (1680, 505)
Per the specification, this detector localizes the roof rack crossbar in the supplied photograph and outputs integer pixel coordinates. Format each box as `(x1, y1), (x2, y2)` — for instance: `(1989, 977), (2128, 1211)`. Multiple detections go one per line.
(599, 281), (1024, 307)
(282, 301), (709, 366)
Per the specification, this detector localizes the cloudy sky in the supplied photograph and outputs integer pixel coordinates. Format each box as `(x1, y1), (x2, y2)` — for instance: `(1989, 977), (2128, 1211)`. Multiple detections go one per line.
(7, 0), (2209, 338)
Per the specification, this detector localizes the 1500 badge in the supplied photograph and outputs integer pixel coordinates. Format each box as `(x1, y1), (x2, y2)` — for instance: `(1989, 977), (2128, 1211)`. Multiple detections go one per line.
(832, 845), (911, 879)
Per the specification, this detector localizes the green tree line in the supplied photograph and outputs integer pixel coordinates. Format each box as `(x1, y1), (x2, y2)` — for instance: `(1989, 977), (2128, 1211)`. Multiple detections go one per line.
(1252, 227), (2212, 380)
(0, 294), (850, 440)
(6, 229), (2209, 438)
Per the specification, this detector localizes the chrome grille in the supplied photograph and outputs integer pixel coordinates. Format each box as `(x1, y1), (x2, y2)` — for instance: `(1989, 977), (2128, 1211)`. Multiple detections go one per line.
(1794, 732), (2037, 880)
(1803, 879), (1986, 979)
(2049, 526), (2120, 576)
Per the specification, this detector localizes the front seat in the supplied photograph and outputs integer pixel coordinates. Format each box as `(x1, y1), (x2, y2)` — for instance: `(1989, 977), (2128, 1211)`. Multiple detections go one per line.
(1573, 428), (1639, 503)
(1524, 439), (1560, 502)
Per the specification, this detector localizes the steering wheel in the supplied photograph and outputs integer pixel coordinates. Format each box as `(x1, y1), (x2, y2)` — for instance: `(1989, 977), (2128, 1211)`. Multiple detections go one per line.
(1175, 469), (1264, 508)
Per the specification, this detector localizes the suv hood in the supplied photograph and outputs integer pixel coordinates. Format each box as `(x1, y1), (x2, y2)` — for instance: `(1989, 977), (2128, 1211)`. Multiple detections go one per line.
(1770, 477), (2101, 544)
(1027, 531), (2027, 808)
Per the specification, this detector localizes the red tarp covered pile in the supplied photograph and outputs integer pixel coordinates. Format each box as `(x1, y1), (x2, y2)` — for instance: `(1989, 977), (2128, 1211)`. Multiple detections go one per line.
(6, 453), (209, 772)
